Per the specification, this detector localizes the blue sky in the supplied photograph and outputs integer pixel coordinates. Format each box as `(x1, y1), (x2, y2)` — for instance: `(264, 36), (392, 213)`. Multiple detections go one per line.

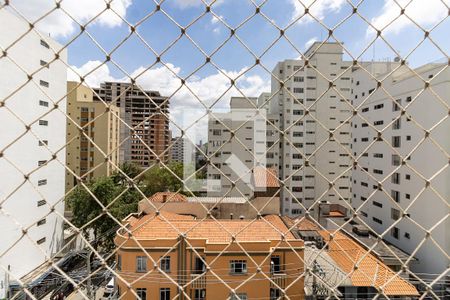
(8, 0), (450, 140)
(32, 0), (449, 81)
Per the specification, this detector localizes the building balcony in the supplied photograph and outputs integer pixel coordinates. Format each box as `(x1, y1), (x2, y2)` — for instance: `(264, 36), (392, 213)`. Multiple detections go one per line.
(190, 273), (206, 289)
(270, 273), (287, 289)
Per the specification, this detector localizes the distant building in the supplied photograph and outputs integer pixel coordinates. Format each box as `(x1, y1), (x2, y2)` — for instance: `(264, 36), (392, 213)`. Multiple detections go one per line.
(351, 62), (450, 280)
(170, 136), (194, 163)
(93, 82), (170, 167)
(207, 97), (279, 198)
(0, 9), (67, 296)
(114, 212), (304, 300)
(65, 82), (120, 192)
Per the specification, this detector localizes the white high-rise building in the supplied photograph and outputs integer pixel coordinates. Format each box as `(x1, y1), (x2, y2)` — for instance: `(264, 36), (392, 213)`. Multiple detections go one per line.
(351, 62), (450, 277)
(0, 9), (67, 295)
(269, 42), (353, 216)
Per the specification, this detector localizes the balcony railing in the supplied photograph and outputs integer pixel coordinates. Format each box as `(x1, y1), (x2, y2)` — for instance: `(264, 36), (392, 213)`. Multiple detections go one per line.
(190, 273), (206, 289)
(270, 273), (287, 288)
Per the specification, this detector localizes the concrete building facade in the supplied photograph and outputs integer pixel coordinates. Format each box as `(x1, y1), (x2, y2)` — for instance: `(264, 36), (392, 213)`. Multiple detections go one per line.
(65, 82), (120, 192)
(114, 212), (304, 300)
(351, 62), (450, 278)
(0, 9), (67, 296)
(268, 42), (353, 216)
(93, 82), (170, 168)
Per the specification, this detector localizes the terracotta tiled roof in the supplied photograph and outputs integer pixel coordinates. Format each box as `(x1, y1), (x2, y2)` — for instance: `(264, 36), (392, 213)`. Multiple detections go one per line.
(127, 214), (294, 243)
(263, 215), (295, 238)
(253, 166), (279, 188)
(283, 216), (321, 231)
(147, 192), (187, 203)
(319, 231), (419, 296)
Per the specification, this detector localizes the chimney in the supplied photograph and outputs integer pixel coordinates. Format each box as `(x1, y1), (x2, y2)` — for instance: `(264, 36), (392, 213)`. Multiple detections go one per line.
(230, 213), (233, 220)
(162, 194), (167, 203)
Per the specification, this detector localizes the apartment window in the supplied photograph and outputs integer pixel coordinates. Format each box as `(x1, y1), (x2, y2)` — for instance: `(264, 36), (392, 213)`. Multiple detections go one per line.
(293, 76), (304, 82)
(136, 256), (147, 272)
(270, 289), (281, 300)
(38, 160), (47, 166)
(40, 39), (50, 48)
(293, 109), (303, 115)
(37, 199), (46, 207)
(117, 254), (122, 271)
(37, 237), (46, 245)
(292, 154), (302, 159)
(373, 120), (384, 126)
(194, 289), (206, 300)
(291, 209), (302, 214)
(406, 96), (412, 102)
(38, 179), (47, 186)
(361, 182), (368, 187)
(374, 103), (384, 110)
(373, 153), (383, 158)
(293, 132), (303, 137)
(230, 293), (248, 300)
(37, 218), (46, 226)
(292, 164), (301, 170)
(39, 120), (49, 126)
(39, 100), (49, 107)
(392, 154), (401, 166)
(372, 217), (383, 224)
(39, 80), (49, 88)
(391, 208), (400, 220)
(372, 201), (383, 208)
(373, 169), (383, 175)
(212, 129), (221, 136)
(270, 256), (281, 273)
(230, 260), (247, 274)
(404, 232), (411, 239)
(361, 137), (368, 142)
(392, 136), (401, 148)
(292, 176), (302, 181)
(160, 256), (170, 272)
(391, 190), (400, 203)
(360, 196), (367, 201)
(40, 60), (49, 68)
(160, 288), (170, 300)
(292, 187), (302, 192)
(405, 174), (411, 180)
(406, 135), (411, 141)
(362, 107), (369, 112)
(393, 99), (401, 111)
(361, 123), (368, 127)
(392, 173), (400, 184)
(293, 87), (304, 93)
(136, 288), (147, 300)
(293, 66), (300, 71)
(393, 119), (401, 130)
(405, 193), (411, 199)
(391, 227), (400, 239)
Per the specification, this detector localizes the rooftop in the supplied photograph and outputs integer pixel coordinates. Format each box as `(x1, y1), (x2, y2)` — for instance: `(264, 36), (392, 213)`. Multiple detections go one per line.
(253, 166), (280, 188)
(147, 192), (187, 203)
(121, 213), (294, 243)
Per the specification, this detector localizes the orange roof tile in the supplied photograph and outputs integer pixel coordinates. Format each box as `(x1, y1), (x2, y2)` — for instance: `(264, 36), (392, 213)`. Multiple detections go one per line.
(253, 166), (279, 188)
(319, 231), (419, 296)
(147, 192), (187, 203)
(126, 214), (294, 243)
(283, 216), (321, 231)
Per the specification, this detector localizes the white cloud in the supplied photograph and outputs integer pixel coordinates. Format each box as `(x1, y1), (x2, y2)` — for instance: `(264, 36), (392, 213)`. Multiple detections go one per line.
(367, 0), (450, 36)
(67, 61), (270, 142)
(8, 0), (132, 37)
(211, 15), (224, 24)
(288, 0), (346, 24)
(171, 0), (225, 9)
(305, 37), (318, 49)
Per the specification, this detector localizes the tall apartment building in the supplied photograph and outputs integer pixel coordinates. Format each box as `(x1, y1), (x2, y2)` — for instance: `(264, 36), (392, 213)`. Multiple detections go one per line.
(269, 42), (353, 216)
(351, 62), (450, 277)
(0, 9), (67, 296)
(170, 136), (194, 163)
(93, 82), (170, 168)
(207, 97), (279, 198)
(65, 82), (120, 192)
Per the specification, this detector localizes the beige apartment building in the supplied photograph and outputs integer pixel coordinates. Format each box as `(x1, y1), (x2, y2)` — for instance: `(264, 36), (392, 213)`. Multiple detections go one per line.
(65, 82), (120, 192)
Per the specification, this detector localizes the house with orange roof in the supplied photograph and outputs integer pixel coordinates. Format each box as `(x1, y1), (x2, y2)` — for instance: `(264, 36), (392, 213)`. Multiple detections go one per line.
(114, 213), (304, 300)
(282, 217), (419, 298)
